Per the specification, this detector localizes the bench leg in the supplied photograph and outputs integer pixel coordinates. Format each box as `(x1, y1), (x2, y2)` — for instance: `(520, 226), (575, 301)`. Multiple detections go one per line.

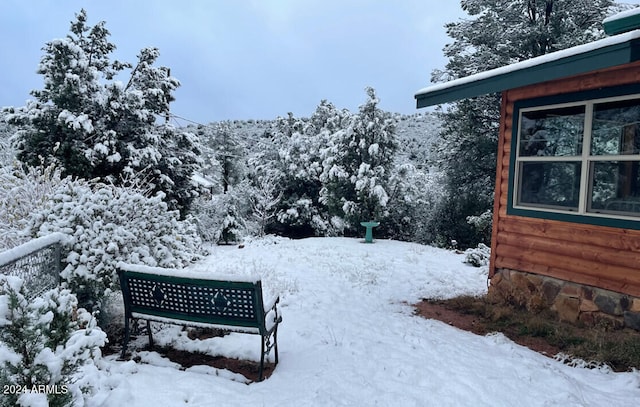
(258, 329), (279, 381)
(147, 320), (154, 349)
(259, 335), (266, 381)
(273, 326), (279, 365)
(121, 316), (131, 359)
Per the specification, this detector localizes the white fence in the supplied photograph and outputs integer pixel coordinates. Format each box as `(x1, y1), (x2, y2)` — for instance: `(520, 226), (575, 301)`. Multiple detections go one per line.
(0, 233), (66, 298)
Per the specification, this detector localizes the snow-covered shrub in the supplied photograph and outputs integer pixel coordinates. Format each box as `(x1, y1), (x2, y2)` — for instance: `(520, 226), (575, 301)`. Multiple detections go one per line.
(191, 186), (250, 244)
(0, 163), (67, 251)
(0, 119), (15, 167)
(382, 163), (441, 242)
(29, 179), (203, 310)
(463, 243), (491, 267)
(0, 275), (106, 407)
(466, 209), (493, 246)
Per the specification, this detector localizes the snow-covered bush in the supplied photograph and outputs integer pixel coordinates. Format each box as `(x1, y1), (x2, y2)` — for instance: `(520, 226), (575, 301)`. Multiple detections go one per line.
(191, 186), (250, 244)
(0, 275), (106, 407)
(466, 209), (493, 246)
(382, 163), (442, 242)
(0, 163), (67, 251)
(29, 178), (203, 310)
(464, 243), (491, 267)
(0, 118), (15, 167)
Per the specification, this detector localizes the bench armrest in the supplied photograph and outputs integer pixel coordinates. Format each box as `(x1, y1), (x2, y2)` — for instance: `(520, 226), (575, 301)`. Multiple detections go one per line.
(264, 295), (280, 313)
(263, 295), (282, 333)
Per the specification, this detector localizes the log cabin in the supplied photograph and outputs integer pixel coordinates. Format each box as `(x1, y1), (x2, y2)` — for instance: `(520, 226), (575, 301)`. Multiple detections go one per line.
(415, 9), (640, 330)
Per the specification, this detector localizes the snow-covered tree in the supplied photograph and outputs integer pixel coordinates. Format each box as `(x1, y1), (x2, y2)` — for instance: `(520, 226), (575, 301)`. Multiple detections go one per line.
(0, 277), (106, 407)
(320, 87), (397, 232)
(152, 124), (201, 215)
(270, 104), (350, 237)
(192, 183), (251, 244)
(32, 181), (203, 310)
(430, 0), (614, 248)
(8, 9), (122, 176)
(383, 163), (442, 242)
(6, 9), (200, 214)
(212, 121), (245, 193)
(250, 171), (283, 236)
(0, 115), (16, 167)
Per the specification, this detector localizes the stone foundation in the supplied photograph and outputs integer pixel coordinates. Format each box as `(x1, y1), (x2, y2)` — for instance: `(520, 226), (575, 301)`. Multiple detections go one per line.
(489, 268), (640, 331)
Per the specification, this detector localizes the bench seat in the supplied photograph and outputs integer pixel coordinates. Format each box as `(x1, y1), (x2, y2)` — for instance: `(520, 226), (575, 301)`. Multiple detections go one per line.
(117, 263), (282, 381)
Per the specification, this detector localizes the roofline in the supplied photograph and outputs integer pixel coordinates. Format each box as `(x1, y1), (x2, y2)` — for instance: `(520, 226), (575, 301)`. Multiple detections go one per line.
(415, 30), (640, 108)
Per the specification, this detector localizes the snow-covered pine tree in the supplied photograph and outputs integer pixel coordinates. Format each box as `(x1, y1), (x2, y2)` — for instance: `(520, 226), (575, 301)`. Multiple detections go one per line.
(213, 121), (245, 193)
(320, 87), (397, 233)
(383, 162), (442, 242)
(0, 114), (16, 167)
(189, 123), (223, 194)
(214, 122), (249, 241)
(272, 103), (350, 237)
(0, 276), (106, 407)
(153, 124), (202, 216)
(8, 9), (120, 177)
(6, 9), (200, 215)
(430, 0), (614, 248)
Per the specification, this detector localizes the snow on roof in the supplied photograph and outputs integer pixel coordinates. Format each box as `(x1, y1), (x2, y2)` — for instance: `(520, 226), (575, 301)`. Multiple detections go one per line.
(603, 6), (640, 24)
(415, 29), (640, 101)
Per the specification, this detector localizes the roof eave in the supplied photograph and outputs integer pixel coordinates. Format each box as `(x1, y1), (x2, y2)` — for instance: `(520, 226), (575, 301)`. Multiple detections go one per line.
(415, 38), (640, 108)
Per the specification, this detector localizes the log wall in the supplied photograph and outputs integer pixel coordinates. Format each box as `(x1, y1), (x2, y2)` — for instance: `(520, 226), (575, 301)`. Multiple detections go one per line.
(490, 61), (640, 299)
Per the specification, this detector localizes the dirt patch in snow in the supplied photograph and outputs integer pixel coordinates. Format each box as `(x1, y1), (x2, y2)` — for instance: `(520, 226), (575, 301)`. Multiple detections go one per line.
(103, 327), (276, 383)
(159, 348), (276, 383)
(414, 299), (562, 357)
(413, 296), (640, 371)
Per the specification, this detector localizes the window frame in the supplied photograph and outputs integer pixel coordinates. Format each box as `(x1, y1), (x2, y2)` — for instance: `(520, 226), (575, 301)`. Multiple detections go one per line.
(508, 84), (640, 229)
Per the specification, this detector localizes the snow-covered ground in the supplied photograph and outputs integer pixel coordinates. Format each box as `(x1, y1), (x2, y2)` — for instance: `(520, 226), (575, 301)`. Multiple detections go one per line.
(86, 237), (640, 406)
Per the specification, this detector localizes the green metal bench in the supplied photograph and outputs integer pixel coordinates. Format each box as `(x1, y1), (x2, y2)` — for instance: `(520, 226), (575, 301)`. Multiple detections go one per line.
(117, 263), (282, 381)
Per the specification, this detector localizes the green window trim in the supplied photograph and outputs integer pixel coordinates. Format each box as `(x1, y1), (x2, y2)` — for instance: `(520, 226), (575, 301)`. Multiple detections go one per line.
(507, 83), (640, 230)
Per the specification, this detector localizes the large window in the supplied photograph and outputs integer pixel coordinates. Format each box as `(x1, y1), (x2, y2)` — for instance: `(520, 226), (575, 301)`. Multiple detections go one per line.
(514, 95), (640, 219)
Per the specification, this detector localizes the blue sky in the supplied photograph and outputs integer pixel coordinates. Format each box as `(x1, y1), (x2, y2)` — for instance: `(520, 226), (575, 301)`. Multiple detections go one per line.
(1, 1), (638, 124)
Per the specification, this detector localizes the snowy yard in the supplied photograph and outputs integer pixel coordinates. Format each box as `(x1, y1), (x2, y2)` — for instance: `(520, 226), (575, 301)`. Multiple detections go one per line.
(85, 237), (640, 406)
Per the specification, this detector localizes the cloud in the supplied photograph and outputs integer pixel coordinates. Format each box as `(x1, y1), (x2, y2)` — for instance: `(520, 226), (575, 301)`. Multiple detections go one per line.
(0, 0), (466, 122)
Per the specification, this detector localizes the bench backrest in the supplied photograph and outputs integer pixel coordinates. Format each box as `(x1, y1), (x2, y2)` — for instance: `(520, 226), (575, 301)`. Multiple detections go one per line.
(118, 268), (267, 333)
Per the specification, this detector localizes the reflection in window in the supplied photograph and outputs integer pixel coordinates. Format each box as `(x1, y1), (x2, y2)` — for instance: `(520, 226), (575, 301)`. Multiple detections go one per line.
(518, 162), (581, 210)
(519, 106), (584, 157)
(589, 161), (640, 214)
(515, 95), (640, 220)
(592, 99), (640, 156)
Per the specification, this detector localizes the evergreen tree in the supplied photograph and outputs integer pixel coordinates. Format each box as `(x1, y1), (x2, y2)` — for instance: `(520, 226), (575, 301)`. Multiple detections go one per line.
(9, 9), (120, 176)
(431, 0), (613, 248)
(213, 121), (245, 193)
(320, 87), (397, 233)
(0, 114), (15, 166)
(0, 277), (106, 407)
(6, 9), (200, 214)
(274, 104), (350, 237)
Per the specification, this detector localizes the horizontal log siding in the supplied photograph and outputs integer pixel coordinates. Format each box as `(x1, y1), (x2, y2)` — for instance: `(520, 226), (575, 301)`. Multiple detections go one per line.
(490, 61), (640, 297)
